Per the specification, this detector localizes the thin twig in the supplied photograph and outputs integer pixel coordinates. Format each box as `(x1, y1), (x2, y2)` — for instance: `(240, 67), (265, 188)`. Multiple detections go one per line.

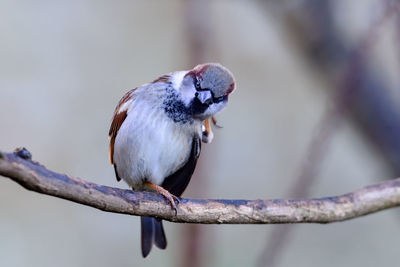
(1, 148), (400, 224)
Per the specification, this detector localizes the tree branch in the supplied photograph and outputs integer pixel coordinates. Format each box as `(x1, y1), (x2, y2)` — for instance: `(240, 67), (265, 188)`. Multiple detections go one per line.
(1, 148), (400, 224)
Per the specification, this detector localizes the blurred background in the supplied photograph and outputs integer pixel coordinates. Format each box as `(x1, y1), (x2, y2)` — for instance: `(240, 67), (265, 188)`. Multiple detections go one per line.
(1, 0), (400, 266)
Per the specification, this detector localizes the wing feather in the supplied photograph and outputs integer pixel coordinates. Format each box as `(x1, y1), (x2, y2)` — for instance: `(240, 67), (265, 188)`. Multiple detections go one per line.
(108, 88), (136, 165)
(161, 136), (201, 196)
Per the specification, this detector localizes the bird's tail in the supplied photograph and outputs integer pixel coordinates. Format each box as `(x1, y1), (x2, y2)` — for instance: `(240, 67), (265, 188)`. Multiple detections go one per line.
(141, 216), (167, 257)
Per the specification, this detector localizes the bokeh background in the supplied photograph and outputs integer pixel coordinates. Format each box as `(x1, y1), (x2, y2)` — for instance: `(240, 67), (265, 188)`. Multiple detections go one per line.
(1, 1), (400, 267)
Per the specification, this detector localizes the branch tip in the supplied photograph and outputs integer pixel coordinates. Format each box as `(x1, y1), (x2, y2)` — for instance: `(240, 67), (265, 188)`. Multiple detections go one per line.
(14, 147), (32, 160)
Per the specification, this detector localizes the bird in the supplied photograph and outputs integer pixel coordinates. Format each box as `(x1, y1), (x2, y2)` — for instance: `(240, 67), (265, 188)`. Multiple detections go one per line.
(108, 63), (235, 257)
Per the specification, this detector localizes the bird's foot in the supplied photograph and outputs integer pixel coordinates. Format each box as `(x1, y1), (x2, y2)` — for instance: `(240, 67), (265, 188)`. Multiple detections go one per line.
(202, 118), (214, 143)
(211, 116), (222, 128)
(144, 182), (180, 213)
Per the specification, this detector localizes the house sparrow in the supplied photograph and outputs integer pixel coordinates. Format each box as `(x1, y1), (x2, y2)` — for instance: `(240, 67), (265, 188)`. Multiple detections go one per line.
(108, 63), (235, 257)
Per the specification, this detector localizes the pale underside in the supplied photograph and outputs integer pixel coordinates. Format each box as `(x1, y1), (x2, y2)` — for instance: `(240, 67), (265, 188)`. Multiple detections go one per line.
(113, 85), (202, 188)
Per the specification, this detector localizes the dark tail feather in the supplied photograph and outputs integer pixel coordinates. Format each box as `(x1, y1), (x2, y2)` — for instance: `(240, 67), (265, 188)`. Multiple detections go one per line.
(141, 216), (154, 257)
(141, 216), (167, 257)
(154, 219), (167, 249)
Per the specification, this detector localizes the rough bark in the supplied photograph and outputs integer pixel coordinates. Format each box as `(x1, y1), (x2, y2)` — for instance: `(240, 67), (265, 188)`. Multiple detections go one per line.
(1, 148), (400, 224)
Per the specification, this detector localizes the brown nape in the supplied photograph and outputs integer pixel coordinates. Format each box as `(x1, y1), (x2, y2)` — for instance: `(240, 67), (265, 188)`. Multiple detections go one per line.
(184, 64), (209, 81)
(152, 74), (171, 83)
(227, 82), (235, 94)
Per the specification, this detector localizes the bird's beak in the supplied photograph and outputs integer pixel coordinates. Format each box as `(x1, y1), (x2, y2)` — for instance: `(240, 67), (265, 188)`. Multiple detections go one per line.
(196, 90), (213, 105)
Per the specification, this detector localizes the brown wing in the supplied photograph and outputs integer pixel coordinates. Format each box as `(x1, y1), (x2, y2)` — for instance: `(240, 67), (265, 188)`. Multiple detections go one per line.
(108, 88), (136, 166)
(109, 76), (171, 181)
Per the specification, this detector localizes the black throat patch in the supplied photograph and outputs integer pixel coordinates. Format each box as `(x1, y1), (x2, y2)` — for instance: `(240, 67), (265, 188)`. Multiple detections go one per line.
(163, 87), (210, 124)
(163, 87), (193, 124)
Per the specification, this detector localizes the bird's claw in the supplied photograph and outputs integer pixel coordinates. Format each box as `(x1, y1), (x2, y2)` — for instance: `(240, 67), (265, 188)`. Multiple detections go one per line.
(161, 192), (180, 215)
(144, 181), (180, 215)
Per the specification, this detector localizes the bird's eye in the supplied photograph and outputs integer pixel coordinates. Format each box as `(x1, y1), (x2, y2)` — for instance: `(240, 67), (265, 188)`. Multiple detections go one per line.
(213, 95), (227, 103)
(195, 78), (202, 90)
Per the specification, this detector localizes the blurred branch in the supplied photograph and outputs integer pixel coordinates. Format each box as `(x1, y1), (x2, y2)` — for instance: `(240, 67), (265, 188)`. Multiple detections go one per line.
(286, 0), (400, 174)
(258, 1), (400, 266)
(1, 148), (400, 224)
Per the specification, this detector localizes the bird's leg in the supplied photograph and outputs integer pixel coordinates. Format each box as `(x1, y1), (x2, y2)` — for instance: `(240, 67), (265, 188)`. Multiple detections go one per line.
(202, 119), (214, 143)
(144, 181), (180, 212)
(205, 118), (213, 135)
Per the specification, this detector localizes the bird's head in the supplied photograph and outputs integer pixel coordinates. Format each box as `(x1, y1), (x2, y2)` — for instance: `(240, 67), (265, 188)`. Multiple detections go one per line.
(175, 63), (235, 121)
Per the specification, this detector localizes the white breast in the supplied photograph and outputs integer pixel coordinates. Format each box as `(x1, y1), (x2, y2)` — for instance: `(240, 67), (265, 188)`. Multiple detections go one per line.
(113, 100), (201, 188)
